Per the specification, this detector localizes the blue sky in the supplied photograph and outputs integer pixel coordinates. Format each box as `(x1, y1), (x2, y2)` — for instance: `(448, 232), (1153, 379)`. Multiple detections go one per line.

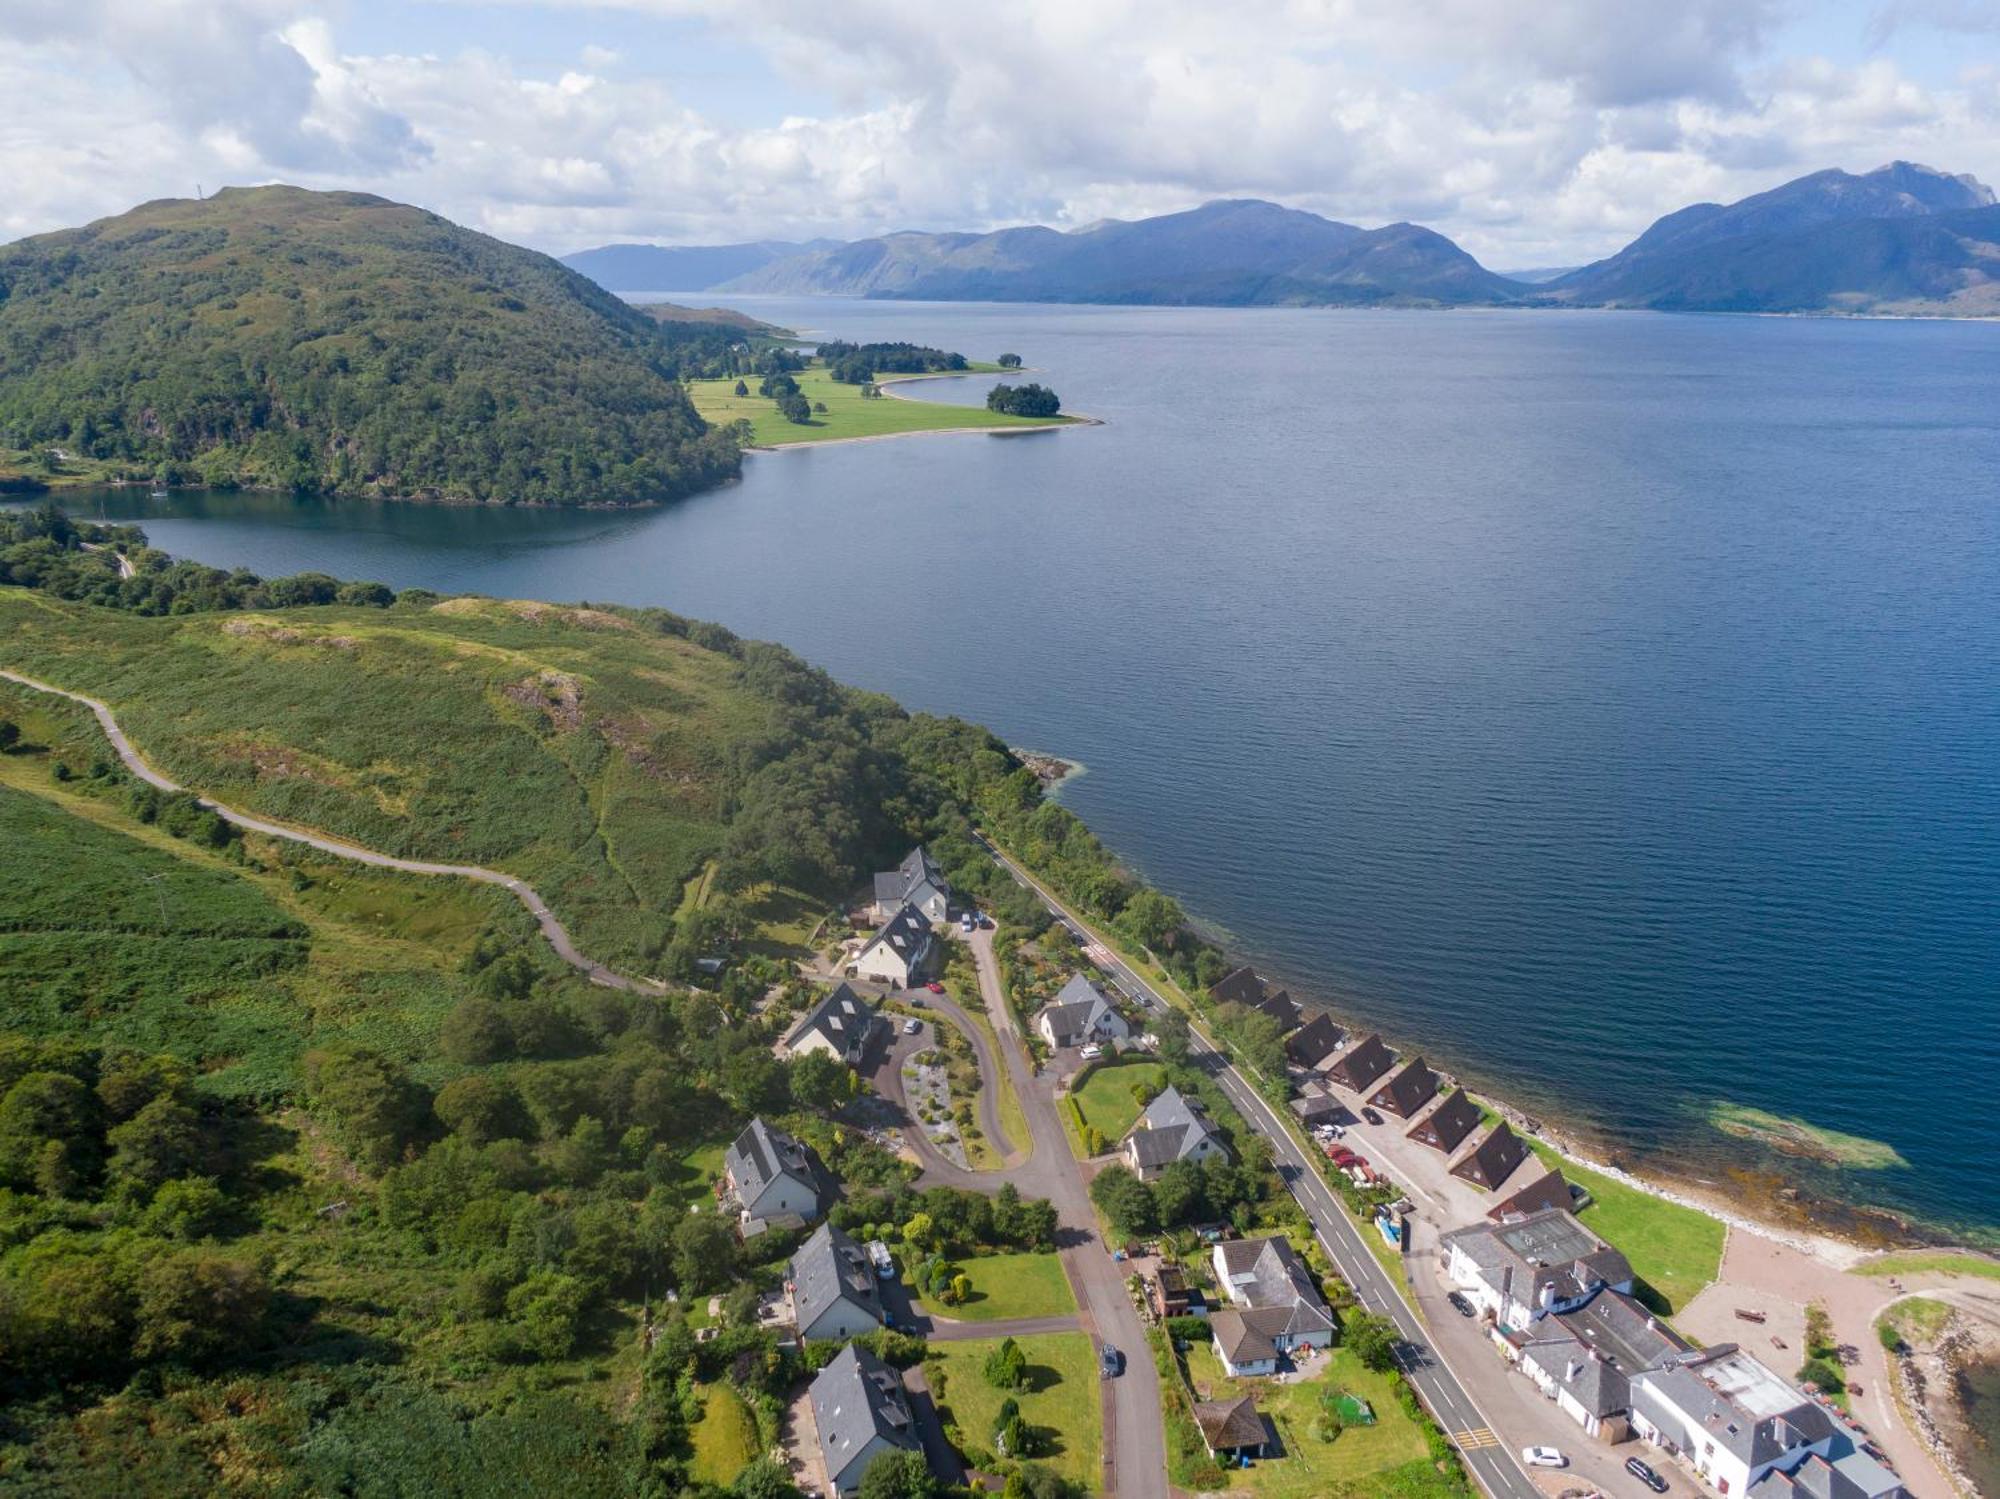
(4, 0), (1997, 264)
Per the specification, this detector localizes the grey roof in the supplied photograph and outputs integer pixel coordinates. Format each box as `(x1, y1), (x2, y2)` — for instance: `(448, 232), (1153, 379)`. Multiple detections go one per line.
(1369, 1056), (1439, 1118)
(809, 1341), (917, 1483)
(1210, 966), (1266, 1008)
(1634, 1346), (1837, 1468)
(789, 1222), (884, 1337)
(1125, 1085), (1226, 1167)
(1747, 1445), (1910, 1499)
(1209, 1308), (1277, 1366)
(874, 845), (948, 907)
(1038, 973), (1118, 1045)
(859, 902), (934, 968)
(785, 982), (879, 1060)
(1215, 1236), (1333, 1330)
(1487, 1168), (1575, 1221)
(1286, 1013), (1345, 1069)
(1520, 1288), (1690, 1418)
(726, 1117), (829, 1207)
(1451, 1120), (1530, 1190)
(1193, 1393), (1266, 1453)
(1440, 1208), (1633, 1322)
(1327, 1033), (1395, 1091)
(1290, 1089), (1343, 1122)
(1253, 989), (1303, 1032)
(1409, 1089), (1482, 1153)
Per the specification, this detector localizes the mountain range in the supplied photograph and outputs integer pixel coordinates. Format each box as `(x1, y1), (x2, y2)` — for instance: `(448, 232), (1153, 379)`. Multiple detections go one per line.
(564, 162), (2000, 316)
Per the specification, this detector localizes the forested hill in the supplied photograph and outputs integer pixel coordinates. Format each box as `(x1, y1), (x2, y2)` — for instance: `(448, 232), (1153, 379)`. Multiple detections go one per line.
(0, 187), (739, 507)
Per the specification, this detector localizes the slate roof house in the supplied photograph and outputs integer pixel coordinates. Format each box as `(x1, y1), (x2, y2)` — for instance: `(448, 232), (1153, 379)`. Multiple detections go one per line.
(850, 903), (936, 988)
(1121, 1085), (1230, 1180)
(1407, 1088), (1482, 1154)
(1194, 1394), (1269, 1460)
(1368, 1056), (1440, 1118)
(1035, 973), (1133, 1050)
(1440, 1207), (1636, 1332)
(723, 1117), (835, 1236)
(808, 1341), (920, 1496)
(788, 1222), (887, 1343)
(1289, 1085), (1344, 1126)
(871, 845), (951, 925)
(1450, 1120), (1530, 1191)
(1208, 1235), (1336, 1376)
(782, 982), (881, 1068)
(1326, 1033), (1395, 1093)
(1251, 989), (1302, 1033)
(1285, 1013), (1345, 1071)
(1631, 1346), (1857, 1499)
(1746, 1446), (1910, 1499)
(1210, 966), (1267, 1008)
(1516, 1286), (1690, 1440)
(1488, 1169), (1578, 1222)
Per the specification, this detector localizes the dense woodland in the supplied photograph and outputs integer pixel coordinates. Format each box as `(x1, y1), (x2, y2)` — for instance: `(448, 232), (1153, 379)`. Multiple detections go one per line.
(0, 187), (740, 507)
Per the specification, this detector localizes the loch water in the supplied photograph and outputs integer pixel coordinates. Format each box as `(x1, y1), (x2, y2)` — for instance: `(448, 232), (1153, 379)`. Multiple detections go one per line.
(29, 299), (2000, 1242)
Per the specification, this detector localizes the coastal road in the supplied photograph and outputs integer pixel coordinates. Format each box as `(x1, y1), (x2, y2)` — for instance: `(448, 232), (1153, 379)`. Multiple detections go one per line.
(974, 833), (1546, 1499)
(0, 669), (671, 995)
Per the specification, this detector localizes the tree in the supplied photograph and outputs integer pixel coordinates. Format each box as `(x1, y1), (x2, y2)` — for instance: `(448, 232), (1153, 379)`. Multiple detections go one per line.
(789, 1051), (852, 1114)
(1088, 1164), (1158, 1238)
(133, 1251), (270, 1365)
(0, 1070), (100, 1191)
(734, 1458), (804, 1499)
(1003, 1466), (1074, 1499)
(985, 383), (1060, 417)
(856, 1451), (937, 1499)
(777, 391), (813, 425)
(106, 1094), (213, 1194)
(1342, 1310), (1400, 1372)
(993, 1395), (1030, 1456)
(434, 1073), (530, 1146)
(1152, 1008), (1191, 1068)
(304, 1048), (431, 1172)
(733, 379), (750, 397)
(672, 1210), (740, 1294)
(901, 1211), (937, 1254)
(983, 1335), (1028, 1390)
(997, 353), (1023, 369)
(140, 1176), (230, 1240)
(506, 1271), (590, 1359)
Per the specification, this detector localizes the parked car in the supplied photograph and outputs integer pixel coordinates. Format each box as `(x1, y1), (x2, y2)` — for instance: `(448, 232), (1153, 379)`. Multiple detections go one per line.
(1079, 1043), (1103, 1061)
(1447, 1291), (1475, 1318)
(926, 981), (945, 993)
(1361, 1107), (1384, 1125)
(903, 1018), (921, 1035)
(1099, 1345), (1123, 1379)
(1520, 1446), (1566, 1469)
(1624, 1457), (1668, 1492)
(960, 913), (975, 932)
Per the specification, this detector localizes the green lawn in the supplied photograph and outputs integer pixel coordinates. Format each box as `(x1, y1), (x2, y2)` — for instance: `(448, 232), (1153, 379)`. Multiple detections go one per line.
(689, 1383), (760, 1485)
(1068, 1059), (1170, 1150)
(685, 366), (1076, 447)
(1528, 1143), (1724, 1313)
(1181, 1343), (1446, 1499)
(1856, 1251), (2000, 1282)
(925, 1333), (1101, 1486)
(916, 1251), (1076, 1323)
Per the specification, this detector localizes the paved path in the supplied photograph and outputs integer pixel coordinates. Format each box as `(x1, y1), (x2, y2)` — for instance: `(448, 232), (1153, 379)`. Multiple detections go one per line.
(0, 668), (671, 995)
(852, 979), (1021, 1182)
(922, 1313), (1082, 1343)
(974, 833), (1547, 1499)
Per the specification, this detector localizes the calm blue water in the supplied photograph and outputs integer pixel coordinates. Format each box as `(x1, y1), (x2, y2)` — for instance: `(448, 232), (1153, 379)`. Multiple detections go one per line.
(25, 301), (2000, 1241)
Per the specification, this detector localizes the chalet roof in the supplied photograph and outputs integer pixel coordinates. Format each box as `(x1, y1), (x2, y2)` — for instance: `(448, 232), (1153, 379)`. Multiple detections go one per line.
(726, 1117), (829, 1206)
(1194, 1394), (1266, 1453)
(1451, 1120), (1530, 1191)
(784, 982), (878, 1060)
(1253, 989), (1303, 1033)
(809, 1342), (917, 1483)
(1286, 1013), (1345, 1069)
(1487, 1168), (1575, 1222)
(1326, 1033), (1395, 1092)
(858, 902), (933, 968)
(790, 1222), (883, 1337)
(874, 846), (948, 906)
(1124, 1085), (1225, 1167)
(1409, 1088), (1482, 1154)
(1210, 966), (1266, 1008)
(1369, 1056), (1439, 1118)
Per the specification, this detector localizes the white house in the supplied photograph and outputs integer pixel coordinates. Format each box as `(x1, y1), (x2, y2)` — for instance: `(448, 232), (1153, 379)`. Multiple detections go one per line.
(809, 1341), (919, 1496)
(850, 903), (936, 989)
(721, 1117), (834, 1236)
(787, 1222), (886, 1343)
(1121, 1085), (1231, 1180)
(1035, 973), (1133, 1050)
(1514, 1289), (1689, 1441)
(1207, 1236), (1335, 1376)
(1630, 1346), (1843, 1498)
(1439, 1208), (1635, 1331)
(783, 982), (880, 1068)
(871, 846), (951, 925)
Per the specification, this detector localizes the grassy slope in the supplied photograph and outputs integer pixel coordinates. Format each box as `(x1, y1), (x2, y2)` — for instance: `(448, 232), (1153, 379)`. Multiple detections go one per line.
(927, 1333), (1102, 1485)
(0, 591), (782, 970)
(689, 1384), (761, 1485)
(1069, 1059), (1169, 1146)
(686, 366), (1074, 447)
(916, 1251), (1076, 1322)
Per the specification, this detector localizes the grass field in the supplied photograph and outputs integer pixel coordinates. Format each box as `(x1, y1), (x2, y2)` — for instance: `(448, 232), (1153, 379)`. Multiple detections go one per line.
(689, 1384), (760, 1485)
(1068, 1058), (1170, 1148)
(1181, 1342), (1446, 1498)
(684, 366), (1076, 447)
(917, 1251), (1076, 1323)
(1857, 1251), (2000, 1282)
(1528, 1142), (1725, 1313)
(926, 1333), (1101, 1486)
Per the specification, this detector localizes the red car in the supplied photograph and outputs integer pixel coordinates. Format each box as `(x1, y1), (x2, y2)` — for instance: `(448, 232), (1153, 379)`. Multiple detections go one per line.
(1327, 1146), (1359, 1165)
(926, 981), (945, 994)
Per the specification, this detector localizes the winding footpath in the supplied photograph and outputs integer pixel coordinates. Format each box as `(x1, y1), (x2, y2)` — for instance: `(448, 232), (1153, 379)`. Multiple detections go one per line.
(0, 669), (670, 994)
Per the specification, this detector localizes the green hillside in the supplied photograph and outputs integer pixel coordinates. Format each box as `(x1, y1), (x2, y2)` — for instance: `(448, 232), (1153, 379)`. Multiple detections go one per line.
(0, 186), (738, 506)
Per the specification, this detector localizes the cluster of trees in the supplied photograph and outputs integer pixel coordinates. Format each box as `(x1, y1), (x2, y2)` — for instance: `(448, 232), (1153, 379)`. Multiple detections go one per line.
(819, 341), (969, 385)
(832, 1181), (1057, 1256)
(985, 383), (1060, 417)
(1088, 1148), (1274, 1240)
(757, 372), (814, 426)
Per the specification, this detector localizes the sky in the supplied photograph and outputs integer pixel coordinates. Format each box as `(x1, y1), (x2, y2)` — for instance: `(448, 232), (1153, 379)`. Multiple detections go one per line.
(4, 0), (1999, 267)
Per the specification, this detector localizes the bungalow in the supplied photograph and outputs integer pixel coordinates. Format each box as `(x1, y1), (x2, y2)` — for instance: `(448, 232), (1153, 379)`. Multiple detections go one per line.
(1193, 1395), (1269, 1461)
(1369, 1056), (1440, 1119)
(1408, 1088), (1482, 1154)
(783, 982), (881, 1068)
(1209, 966), (1267, 1009)
(723, 1117), (835, 1236)
(1488, 1168), (1579, 1223)
(1285, 1013), (1345, 1071)
(851, 903), (936, 988)
(1326, 1033), (1395, 1093)
(1439, 1207), (1635, 1331)
(1289, 1086), (1344, 1127)
(1208, 1235), (1336, 1376)
(871, 845), (951, 925)
(808, 1341), (920, 1496)
(1035, 973), (1133, 1050)
(1450, 1121), (1530, 1192)
(1122, 1085), (1231, 1180)
(1630, 1346), (1846, 1499)
(788, 1222), (886, 1343)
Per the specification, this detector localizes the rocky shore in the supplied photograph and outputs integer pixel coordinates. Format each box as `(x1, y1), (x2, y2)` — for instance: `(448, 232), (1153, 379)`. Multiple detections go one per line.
(1887, 1299), (2000, 1497)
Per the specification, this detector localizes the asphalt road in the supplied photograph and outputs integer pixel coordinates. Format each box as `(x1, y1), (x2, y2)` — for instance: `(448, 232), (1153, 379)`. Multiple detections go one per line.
(975, 834), (1548, 1499)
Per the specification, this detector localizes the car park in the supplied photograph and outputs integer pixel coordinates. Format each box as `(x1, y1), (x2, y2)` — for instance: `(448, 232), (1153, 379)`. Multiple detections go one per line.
(1447, 1291), (1475, 1318)
(1624, 1457), (1668, 1492)
(1520, 1446), (1566, 1468)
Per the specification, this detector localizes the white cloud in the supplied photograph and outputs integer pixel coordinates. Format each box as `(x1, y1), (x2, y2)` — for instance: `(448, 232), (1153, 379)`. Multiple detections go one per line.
(1, 0), (1996, 266)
